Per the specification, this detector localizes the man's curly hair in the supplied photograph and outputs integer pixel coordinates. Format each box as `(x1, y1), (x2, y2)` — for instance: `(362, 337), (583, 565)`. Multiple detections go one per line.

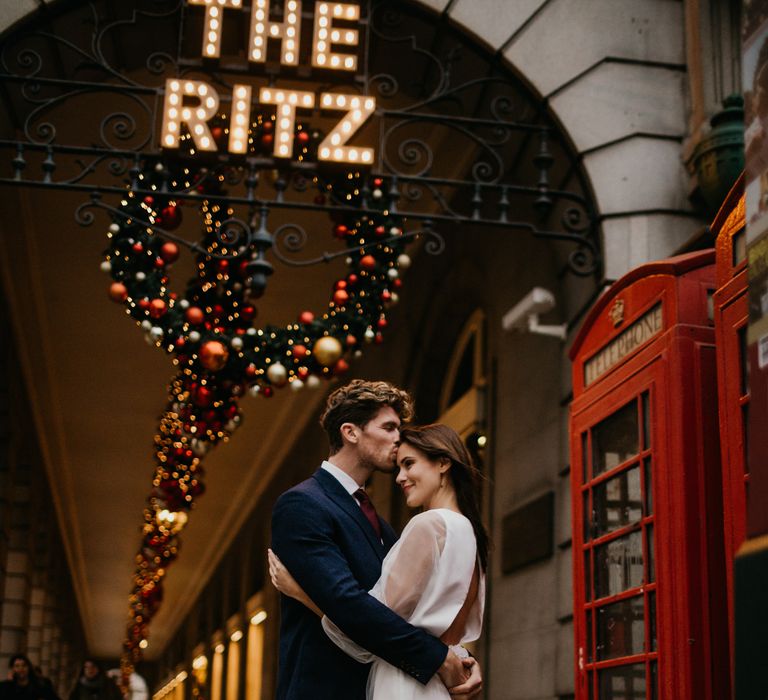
(320, 379), (414, 453)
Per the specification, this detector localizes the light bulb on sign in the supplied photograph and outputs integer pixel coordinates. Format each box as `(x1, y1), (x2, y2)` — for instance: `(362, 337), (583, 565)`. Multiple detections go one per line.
(161, 79), (219, 151)
(318, 93), (375, 163)
(312, 2), (360, 71)
(228, 84), (252, 154)
(259, 88), (315, 158)
(249, 0), (303, 64)
(187, 0), (243, 58)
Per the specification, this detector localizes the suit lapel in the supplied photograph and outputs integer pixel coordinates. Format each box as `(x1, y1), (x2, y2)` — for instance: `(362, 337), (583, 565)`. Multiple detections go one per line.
(313, 468), (386, 559)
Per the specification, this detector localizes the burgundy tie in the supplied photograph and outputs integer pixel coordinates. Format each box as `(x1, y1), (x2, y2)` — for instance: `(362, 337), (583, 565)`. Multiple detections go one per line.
(354, 488), (382, 539)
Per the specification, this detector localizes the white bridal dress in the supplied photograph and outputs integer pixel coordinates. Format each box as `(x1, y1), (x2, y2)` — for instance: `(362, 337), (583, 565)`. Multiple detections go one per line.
(322, 508), (486, 700)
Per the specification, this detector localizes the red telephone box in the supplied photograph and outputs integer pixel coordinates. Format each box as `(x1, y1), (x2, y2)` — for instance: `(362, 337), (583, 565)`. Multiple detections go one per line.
(569, 251), (729, 699)
(711, 178), (748, 672)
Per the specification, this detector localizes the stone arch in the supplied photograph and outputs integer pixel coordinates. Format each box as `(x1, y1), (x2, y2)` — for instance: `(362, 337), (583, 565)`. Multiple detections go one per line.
(410, 0), (699, 280)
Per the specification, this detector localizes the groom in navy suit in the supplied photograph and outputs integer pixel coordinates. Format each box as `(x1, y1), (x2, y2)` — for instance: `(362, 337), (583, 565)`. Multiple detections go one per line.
(271, 380), (482, 700)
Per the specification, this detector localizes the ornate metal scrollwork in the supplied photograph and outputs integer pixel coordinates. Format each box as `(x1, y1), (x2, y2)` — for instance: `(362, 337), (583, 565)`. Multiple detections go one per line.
(0, 0), (602, 278)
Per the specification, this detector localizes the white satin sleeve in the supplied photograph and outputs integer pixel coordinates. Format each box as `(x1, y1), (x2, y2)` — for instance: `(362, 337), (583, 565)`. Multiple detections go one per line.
(321, 510), (447, 662)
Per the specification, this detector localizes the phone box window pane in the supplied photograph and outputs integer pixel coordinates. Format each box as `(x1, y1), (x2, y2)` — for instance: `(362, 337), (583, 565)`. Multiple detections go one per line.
(595, 530), (644, 599)
(642, 392), (651, 450)
(643, 458), (653, 515)
(585, 550), (592, 601)
(593, 466), (641, 538)
(584, 491), (592, 541)
(593, 402), (639, 477)
(599, 663), (646, 699)
(596, 597), (645, 661)
(646, 525), (655, 583)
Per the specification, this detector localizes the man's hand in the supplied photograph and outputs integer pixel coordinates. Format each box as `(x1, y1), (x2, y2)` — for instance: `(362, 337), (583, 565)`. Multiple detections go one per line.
(449, 657), (483, 700)
(437, 650), (469, 689)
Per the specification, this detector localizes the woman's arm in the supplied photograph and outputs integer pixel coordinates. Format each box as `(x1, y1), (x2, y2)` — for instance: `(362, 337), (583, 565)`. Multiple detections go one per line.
(268, 549), (323, 617)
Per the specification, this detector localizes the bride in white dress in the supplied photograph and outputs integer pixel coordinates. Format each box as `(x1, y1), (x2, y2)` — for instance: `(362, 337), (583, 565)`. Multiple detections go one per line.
(269, 424), (488, 700)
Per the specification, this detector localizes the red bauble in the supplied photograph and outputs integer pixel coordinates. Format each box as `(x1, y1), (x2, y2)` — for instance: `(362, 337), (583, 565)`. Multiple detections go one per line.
(245, 364), (257, 377)
(263, 120), (273, 131)
(360, 255), (376, 270)
(347, 273), (358, 286)
(375, 332), (384, 344)
(240, 305), (256, 321)
(143, 196), (154, 206)
(132, 242), (144, 254)
(334, 224), (348, 239)
(297, 366), (309, 380)
(160, 206), (182, 231)
(377, 317), (388, 329)
(393, 278), (403, 289)
(292, 344), (308, 360)
(239, 259), (250, 276)
(373, 178), (384, 187)
(138, 298), (151, 311)
(109, 282), (128, 303)
(199, 340), (229, 371)
(193, 386), (213, 407)
(334, 279), (348, 290)
(333, 289), (349, 305)
(375, 225), (386, 236)
(297, 130), (310, 144)
(346, 334), (357, 347)
(211, 126), (225, 145)
(381, 290), (392, 302)
(216, 260), (229, 273)
(186, 307), (204, 325)
(149, 299), (167, 319)
(333, 358), (350, 375)
(262, 386), (274, 398)
(261, 133), (274, 147)
(299, 310), (315, 324)
(154, 257), (165, 269)
(213, 304), (225, 317)
(160, 242), (180, 263)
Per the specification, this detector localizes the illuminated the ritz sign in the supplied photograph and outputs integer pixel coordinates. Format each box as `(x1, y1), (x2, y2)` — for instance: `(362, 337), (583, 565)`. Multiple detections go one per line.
(161, 0), (376, 164)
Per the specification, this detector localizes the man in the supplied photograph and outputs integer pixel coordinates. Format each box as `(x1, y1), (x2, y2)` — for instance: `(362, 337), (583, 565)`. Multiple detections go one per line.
(271, 380), (482, 700)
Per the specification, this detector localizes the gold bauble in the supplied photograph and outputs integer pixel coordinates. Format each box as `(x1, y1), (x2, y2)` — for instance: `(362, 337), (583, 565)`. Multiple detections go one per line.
(199, 340), (229, 371)
(313, 336), (343, 367)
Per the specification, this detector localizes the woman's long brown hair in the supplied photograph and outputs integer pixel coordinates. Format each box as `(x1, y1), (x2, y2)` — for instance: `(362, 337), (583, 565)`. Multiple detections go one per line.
(399, 424), (489, 570)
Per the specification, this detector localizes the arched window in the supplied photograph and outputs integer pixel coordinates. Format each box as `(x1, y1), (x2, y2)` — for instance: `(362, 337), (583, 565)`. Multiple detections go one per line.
(438, 309), (486, 449)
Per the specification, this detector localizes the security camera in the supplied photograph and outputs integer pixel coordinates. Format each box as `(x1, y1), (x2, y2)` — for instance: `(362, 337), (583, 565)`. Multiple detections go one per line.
(501, 287), (566, 340)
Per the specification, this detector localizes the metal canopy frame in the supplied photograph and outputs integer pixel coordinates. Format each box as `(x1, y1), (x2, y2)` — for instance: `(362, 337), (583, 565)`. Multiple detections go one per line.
(0, 0), (602, 277)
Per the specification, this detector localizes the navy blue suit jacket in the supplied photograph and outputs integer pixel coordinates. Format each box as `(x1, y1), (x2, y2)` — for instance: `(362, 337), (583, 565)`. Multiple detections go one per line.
(271, 467), (448, 700)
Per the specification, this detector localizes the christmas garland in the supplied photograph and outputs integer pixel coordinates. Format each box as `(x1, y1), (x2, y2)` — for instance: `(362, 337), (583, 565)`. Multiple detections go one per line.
(104, 115), (414, 672)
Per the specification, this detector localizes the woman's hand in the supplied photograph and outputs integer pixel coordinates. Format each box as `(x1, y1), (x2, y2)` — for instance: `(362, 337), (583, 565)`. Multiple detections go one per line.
(268, 549), (322, 616)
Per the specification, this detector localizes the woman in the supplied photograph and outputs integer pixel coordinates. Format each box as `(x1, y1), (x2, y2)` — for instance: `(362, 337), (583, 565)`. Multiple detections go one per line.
(68, 661), (122, 700)
(269, 423), (488, 700)
(0, 656), (58, 700)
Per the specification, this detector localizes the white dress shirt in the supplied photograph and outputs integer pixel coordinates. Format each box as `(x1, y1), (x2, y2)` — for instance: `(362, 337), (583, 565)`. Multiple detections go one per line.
(321, 460), (363, 499)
